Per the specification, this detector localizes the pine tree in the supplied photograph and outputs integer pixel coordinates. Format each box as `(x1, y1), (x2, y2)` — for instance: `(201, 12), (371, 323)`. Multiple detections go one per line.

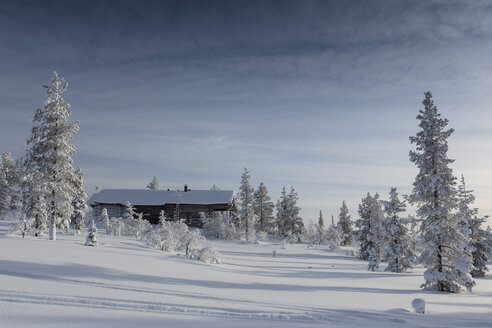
(99, 208), (111, 235)
(408, 91), (474, 292)
(337, 200), (353, 246)
(313, 210), (325, 245)
(367, 194), (385, 271)
(0, 153), (22, 212)
(253, 182), (275, 234)
(325, 219), (342, 250)
(85, 219), (98, 246)
(25, 72), (79, 241)
(383, 187), (415, 273)
(70, 167), (87, 231)
(457, 175), (492, 278)
(356, 193), (384, 270)
(288, 187), (304, 243)
(147, 176), (160, 190)
(276, 187), (289, 237)
(0, 157), (9, 216)
(122, 201), (139, 236)
(356, 193), (373, 261)
(238, 168), (255, 242)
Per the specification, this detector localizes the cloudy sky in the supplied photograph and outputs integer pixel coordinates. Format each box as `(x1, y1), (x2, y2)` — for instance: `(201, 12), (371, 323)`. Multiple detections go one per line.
(1, 0), (492, 222)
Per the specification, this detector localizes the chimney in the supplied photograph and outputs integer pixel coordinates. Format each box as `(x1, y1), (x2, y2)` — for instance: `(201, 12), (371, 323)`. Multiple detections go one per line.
(184, 184), (188, 192)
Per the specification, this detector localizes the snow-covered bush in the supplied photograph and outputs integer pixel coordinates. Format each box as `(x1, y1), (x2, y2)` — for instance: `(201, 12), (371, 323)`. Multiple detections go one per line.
(85, 220), (98, 246)
(194, 246), (221, 264)
(148, 219), (220, 263)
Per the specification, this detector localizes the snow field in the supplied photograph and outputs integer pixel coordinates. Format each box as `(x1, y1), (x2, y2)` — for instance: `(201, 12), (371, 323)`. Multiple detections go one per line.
(1, 219), (492, 327)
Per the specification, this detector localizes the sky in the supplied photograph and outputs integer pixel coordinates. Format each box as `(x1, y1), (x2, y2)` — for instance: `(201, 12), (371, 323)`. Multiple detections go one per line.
(1, 0), (492, 223)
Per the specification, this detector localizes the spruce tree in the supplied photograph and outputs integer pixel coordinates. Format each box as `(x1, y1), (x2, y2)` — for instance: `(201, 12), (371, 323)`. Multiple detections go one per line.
(253, 182), (275, 234)
(71, 167), (87, 231)
(337, 200), (353, 246)
(25, 72), (79, 240)
(288, 187), (304, 243)
(0, 158), (9, 215)
(356, 193), (384, 271)
(383, 187), (415, 273)
(409, 91), (474, 292)
(85, 219), (98, 246)
(1, 153), (22, 211)
(276, 187), (289, 237)
(238, 168), (255, 242)
(99, 208), (111, 235)
(356, 193), (373, 261)
(457, 175), (492, 278)
(315, 210), (325, 245)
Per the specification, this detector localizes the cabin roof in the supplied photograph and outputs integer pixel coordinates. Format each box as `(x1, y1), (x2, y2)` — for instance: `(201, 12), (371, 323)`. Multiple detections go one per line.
(88, 189), (235, 206)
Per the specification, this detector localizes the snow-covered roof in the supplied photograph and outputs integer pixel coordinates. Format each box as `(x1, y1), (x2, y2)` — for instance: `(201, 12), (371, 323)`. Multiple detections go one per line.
(88, 189), (235, 206)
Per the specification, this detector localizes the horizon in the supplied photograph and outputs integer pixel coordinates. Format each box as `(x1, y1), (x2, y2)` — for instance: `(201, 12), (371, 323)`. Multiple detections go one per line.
(1, 0), (492, 223)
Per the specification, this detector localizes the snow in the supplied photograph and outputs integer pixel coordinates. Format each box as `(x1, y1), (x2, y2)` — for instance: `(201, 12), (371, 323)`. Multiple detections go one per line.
(1, 218), (492, 328)
(88, 189), (235, 206)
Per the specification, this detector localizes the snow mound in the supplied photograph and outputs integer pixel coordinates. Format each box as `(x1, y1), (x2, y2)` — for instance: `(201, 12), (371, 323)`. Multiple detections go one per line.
(412, 298), (426, 313)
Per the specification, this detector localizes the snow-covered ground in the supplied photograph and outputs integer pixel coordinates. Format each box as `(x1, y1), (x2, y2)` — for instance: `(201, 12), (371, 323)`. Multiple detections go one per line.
(1, 219), (492, 328)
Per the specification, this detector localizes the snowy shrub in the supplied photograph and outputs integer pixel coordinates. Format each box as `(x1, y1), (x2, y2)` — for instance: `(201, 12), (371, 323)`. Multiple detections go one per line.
(148, 220), (220, 263)
(179, 229), (206, 258)
(159, 220), (189, 252)
(194, 246), (221, 264)
(85, 220), (98, 246)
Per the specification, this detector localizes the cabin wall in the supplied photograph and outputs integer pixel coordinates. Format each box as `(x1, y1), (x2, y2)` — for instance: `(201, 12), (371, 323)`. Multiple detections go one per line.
(92, 203), (234, 228)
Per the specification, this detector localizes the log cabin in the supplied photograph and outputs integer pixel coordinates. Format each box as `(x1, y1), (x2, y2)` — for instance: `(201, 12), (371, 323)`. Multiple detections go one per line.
(88, 186), (236, 227)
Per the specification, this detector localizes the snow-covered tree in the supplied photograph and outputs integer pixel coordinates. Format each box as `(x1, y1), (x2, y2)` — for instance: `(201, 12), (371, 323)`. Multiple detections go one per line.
(276, 187), (289, 237)
(70, 167), (87, 231)
(25, 72), (79, 240)
(147, 176), (160, 190)
(312, 210), (325, 245)
(21, 161), (48, 236)
(0, 153), (22, 212)
(238, 168), (255, 242)
(356, 193), (385, 271)
(276, 186), (303, 242)
(408, 92), (474, 292)
(337, 200), (353, 246)
(85, 220), (98, 246)
(383, 187), (415, 273)
(110, 216), (124, 237)
(356, 193), (373, 261)
(253, 182), (275, 234)
(122, 201), (141, 237)
(457, 175), (492, 278)
(158, 210), (167, 226)
(201, 211), (237, 240)
(98, 208), (111, 235)
(0, 158), (9, 216)
(325, 219), (342, 250)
